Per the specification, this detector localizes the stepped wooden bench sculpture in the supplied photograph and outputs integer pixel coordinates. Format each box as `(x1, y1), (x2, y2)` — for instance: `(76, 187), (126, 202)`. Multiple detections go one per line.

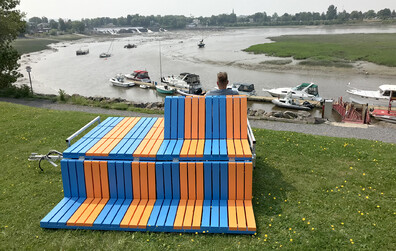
(41, 95), (256, 234)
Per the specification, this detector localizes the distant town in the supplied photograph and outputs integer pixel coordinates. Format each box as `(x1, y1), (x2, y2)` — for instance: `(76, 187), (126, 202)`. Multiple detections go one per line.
(25, 5), (396, 35)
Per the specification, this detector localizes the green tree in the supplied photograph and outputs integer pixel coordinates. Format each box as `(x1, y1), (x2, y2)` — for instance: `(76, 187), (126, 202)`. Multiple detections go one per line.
(0, 0), (25, 89)
(377, 8), (391, 19)
(326, 5), (337, 20)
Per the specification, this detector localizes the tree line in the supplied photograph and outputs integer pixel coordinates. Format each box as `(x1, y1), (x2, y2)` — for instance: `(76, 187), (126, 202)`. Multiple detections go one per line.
(26, 5), (396, 34)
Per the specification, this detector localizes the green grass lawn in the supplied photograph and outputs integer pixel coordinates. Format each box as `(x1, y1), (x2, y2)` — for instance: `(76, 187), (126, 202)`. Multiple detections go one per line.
(13, 34), (83, 54)
(244, 33), (396, 67)
(0, 101), (395, 249)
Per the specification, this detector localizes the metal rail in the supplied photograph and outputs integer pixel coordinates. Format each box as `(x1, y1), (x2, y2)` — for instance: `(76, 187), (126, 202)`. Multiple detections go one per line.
(247, 119), (256, 168)
(66, 116), (101, 147)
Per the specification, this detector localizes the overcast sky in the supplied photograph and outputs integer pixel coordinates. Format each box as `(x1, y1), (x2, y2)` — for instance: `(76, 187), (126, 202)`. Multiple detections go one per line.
(19, 0), (396, 20)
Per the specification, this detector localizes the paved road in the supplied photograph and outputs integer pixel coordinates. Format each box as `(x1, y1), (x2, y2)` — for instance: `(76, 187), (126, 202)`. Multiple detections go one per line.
(2, 98), (396, 144)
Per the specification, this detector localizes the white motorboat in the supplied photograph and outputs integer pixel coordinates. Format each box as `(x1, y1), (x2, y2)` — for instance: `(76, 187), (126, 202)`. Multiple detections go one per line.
(264, 83), (323, 102)
(271, 92), (313, 110)
(125, 70), (151, 82)
(139, 84), (149, 89)
(347, 84), (396, 106)
(161, 73), (203, 94)
(110, 75), (135, 87)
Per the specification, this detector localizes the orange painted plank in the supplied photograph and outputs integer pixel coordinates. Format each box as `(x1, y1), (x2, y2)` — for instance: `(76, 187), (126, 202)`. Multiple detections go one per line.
(236, 200), (247, 231)
(151, 126), (163, 140)
(180, 163), (188, 200)
(233, 96), (241, 139)
(140, 162), (148, 199)
(198, 97), (205, 139)
(187, 140), (198, 157)
(192, 200), (203, 230)
(227, 139), (236, 158)
(244, 200), (256, 231)
(109, 117), (134, 139)
(66, 198), (93, 225)
(100, 161), (109, 198)
(180, 140), (191, 158)
(188, 163), (196, 200)
(132, 162), (140, 199)
(240, 97), (248, 139)
(196, 163), (204, 200)
(228, 162), (236, 200)
(86, 138), (108, 156)
(152, 117), (163, 128)
(120, 199), (139, 228)
(129, 199), (148, 228)
(173, 199), (187, 229)
(196, 140), (205, 158)
(191, 97), (199, 139)
(148, 163), (156, 200)
(228, 200), (237, 231)
(226, 96), (234, 139)
(182, 200), (195, 229)
(116, 117), (140, 139)
(236, 163), (245, 200)
(140, 140), (156, 157)
(75, 197), (101, 226)
(99, 139), (120, 156)
(241, 139), (252, 158)
(133, 139), (149, 157)
(244, 162), (253, 200)
(184, 97), (192, 139)
(148, 139), (163, 158)
(92, 161), (102, 198)
(234, 139), (244, 158)
(138, 200), (155, 228)
(84, 198), (109, 226)
(84, 161), (94, 198)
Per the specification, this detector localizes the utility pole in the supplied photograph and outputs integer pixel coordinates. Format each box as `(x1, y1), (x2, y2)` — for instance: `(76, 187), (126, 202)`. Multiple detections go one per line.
(26, 66), (33, 94)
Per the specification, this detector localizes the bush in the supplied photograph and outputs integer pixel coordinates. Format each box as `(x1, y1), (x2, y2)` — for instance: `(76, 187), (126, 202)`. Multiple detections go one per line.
(0, 84), (32, 98)
(58, 89), (67, 102)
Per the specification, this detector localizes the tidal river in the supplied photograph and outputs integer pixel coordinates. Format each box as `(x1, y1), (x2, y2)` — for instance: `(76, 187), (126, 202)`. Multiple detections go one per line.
(17, 26), (396, 110)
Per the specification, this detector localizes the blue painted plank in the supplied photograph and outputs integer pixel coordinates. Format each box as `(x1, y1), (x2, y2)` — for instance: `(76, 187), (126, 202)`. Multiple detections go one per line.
(47, 197), (78, 226)
(164, 97), (172, 139)
(116, 161), (125, 199)
(68, 160), (79, 197)
(201, 200), (211, 229)
(212, 139), (220, 158)
(107, 161), (117, 198)
(108, 138), (129, 156)
(156, 140), (169, 160)
(156, 199), (171, 228)
(220, 162), (228, 200)
(172, 139), (184, 159)
(91, 126), (113, 139)
(205, 96), (212, 139)
(40, 197), (71, 226)
(67, 138), (95, 156)
(147, 199), (164, 229)
(97, 117), (113, 127)
(137, 118), (156, 139)
(93, 198), (117, 226)
(164, 199), (179, 228)
(125, 139), (142, 156)
(212, 96), (219, 139)
(63, 137), (90, 156)
(76, 160), (86, 197)
(114, 138), (136, 157)
(60, 160), (71, 197)
(164, 140), (176, 158)
(210, 200), (220, 228)
(204, 140), (212, 160)
(171, 97), (178, 139)
(124, 118), (146, 139)
(76, 138), (102, 156)
(172, 162), (180, 200)
(219, 96), (227, 139)
(111, 199), (132, 227)
(109, 117), (123, 127)
(219, 139), (227, 160)
(212, 162), (220, 200)
(58, 197), (85, 225)
(124, 162), (133, 199)
(178, 96), (185, 139)
(219, 200), (228, 230)
(155, 163), (164, 199)
(102, 199), (124, 227)
(204, 162), (212, 200)
(163, 163), (172, 199)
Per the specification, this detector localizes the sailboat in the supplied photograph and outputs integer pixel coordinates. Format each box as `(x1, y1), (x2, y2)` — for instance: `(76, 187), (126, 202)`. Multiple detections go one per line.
(100, 40), (113, 58)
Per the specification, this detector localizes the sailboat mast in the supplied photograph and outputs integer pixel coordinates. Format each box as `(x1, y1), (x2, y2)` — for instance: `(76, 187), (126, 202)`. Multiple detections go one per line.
(159, 41), (163, 80)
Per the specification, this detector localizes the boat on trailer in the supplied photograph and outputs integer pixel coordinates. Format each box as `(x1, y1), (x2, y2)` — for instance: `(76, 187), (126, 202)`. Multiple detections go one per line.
(264, 83), (323, 101)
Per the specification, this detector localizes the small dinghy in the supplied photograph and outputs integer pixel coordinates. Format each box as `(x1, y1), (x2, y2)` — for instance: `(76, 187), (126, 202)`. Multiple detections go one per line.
(272, 92), (314, 110)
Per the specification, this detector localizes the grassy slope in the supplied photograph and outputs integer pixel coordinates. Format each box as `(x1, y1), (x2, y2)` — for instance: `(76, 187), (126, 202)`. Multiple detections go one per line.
(13, 35), (83, 54)
(244, 33), (396, 67)
(0, 101), (395, 249)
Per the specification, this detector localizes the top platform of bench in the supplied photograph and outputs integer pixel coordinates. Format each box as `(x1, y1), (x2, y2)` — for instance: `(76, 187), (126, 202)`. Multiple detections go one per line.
(63, 96), (253, 161)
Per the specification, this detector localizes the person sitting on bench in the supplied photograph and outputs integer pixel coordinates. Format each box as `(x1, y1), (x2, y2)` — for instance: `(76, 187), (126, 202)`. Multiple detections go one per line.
(206, 72), (239, 96)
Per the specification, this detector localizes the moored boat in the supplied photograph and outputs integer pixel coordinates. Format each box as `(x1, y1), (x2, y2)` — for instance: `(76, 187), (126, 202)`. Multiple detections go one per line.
(264, 83), (323, 102)
(110, 75), (135, 87)
(76, 48), (89, 55)
(124, 44), (137, 49)
(232, 83), (256, 96)
(161, 73), (203, 94)
(271, 92), (313, 110)
(125, 70), (151, 82)
(99, 53), (111, 58)
(198, 39), (205, 48)
(347, 84), (396, 106)
(156, 85), (175, 94)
